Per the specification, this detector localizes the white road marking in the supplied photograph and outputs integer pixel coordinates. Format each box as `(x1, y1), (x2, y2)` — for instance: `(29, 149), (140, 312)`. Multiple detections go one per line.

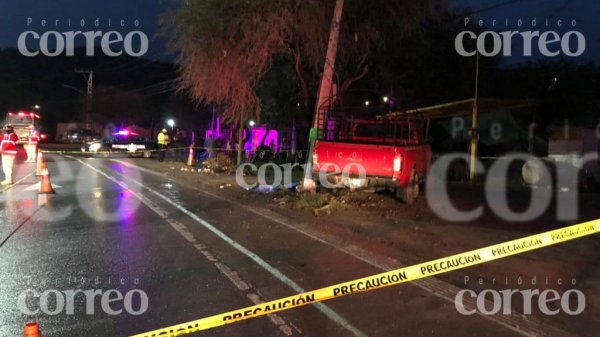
(193, 243), (208, 250)
(215, 262), (250, 291)
(195, 245), (219, 262)
(24, 182), (62, 191)
(247, 293), (295, 336)
(99, 159), (369, 337)
(166, 218), (197, 243)
(77, 158), (368, 337)
(0, 170), (36, 193)
(71, 157), (300, 335)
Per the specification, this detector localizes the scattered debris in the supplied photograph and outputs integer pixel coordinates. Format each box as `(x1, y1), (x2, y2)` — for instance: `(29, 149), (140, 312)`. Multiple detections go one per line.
(286, 182), (301, 192)
(313, 204), (331, 216)
(298, 178), (316, 193)
(255, 184), (280, 194)
(202, 153), (233, 173)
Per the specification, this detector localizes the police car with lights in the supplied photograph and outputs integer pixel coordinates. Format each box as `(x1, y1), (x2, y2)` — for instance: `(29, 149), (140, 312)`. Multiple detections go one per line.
(81, 130), (158, 158)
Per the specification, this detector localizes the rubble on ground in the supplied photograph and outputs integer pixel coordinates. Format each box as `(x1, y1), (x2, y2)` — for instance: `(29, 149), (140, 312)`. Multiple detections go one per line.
(313, 204), (331, 216)
(202, 153), (233, 173)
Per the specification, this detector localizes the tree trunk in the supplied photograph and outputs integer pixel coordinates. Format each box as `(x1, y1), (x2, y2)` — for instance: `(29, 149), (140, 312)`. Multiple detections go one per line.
(291, 119), (297, 156)
(237, 123), (244, 166)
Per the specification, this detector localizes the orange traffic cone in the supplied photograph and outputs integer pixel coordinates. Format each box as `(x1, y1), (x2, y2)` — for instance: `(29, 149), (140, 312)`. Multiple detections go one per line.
(35, 151), (43, 176)
(23, 322), (42, 337)
(39, 161), (55, 194)
(186, 144), (195, 167)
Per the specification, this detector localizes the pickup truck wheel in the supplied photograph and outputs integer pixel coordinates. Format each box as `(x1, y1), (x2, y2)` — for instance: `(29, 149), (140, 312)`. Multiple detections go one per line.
(397, 170), (419, 204)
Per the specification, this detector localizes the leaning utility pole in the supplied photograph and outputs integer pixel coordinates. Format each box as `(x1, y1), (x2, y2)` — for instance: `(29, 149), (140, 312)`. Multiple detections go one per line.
(304, 0), (344, 188)
(75, 69), (93, 129)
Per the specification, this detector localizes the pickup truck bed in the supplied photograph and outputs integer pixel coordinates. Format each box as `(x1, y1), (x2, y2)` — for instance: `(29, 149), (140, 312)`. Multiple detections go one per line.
(312, 118), (432, 203)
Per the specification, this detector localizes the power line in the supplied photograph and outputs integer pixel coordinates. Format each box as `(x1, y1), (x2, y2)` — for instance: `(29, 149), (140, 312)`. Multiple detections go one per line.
(131, 79), (177, 93)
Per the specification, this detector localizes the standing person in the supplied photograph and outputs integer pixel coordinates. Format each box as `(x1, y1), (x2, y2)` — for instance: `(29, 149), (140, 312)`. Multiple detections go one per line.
(214, 136), (222, 151)
(1, 125), (19, 185)
(173, 129), (184, 162)
(279, 137), (289, 163)
(225, 140), (233, 163)
(157, 128), (170, 162)
(181, 129), (191, 162)
(25, 125), (40, 163)
(196, 136), (205, 162)
(205, 135), (214, 159)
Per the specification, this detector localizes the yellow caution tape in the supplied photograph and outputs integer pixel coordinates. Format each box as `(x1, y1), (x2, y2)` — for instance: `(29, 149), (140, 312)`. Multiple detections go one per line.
(38, 147), (287, 154)
(38, 147), (309, 163)
(130, 219), (600, 337)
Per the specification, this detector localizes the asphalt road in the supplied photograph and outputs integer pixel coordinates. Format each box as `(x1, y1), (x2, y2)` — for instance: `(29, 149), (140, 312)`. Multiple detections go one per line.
(0, 152), (531, 337)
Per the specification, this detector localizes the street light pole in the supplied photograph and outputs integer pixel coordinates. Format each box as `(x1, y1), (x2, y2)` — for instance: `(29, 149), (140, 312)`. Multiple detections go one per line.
(469, 51), (480, 184)
(75, 69), (93, 129)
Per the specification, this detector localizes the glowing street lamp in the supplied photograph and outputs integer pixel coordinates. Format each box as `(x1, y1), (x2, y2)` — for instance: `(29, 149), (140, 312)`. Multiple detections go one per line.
(248, 120), (256, 127)
(33, 105), (41, 110)
(167, 119), (175, 131)
(382, 96), (389, 103)
(364, 100), (370, 106)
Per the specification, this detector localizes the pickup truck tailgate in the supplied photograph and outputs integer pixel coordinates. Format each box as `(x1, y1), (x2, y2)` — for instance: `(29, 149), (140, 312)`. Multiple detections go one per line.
(314, 141), (396, 177)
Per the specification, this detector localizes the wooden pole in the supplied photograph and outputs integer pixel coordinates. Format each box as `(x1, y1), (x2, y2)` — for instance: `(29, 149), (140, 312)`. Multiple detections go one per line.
(305, 0), (345, 185)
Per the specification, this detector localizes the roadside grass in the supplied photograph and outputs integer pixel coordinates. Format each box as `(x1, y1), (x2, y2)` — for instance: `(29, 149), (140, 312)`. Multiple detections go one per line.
(292, 192), (347, 214)
(294, 193), (329, 210)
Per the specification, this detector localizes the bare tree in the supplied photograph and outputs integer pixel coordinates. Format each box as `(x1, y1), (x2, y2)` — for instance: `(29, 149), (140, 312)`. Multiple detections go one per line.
(161, 0), (445, 163)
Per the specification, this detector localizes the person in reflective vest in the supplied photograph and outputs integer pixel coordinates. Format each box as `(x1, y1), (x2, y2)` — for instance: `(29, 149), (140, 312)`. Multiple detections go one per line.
(157, 128), (170, 162)
(1, 125), (19, 185)
(25, 125), (40, 163)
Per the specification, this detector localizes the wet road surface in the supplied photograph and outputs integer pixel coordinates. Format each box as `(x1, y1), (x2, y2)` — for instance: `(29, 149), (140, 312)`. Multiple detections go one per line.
(0, 154), (526, 337)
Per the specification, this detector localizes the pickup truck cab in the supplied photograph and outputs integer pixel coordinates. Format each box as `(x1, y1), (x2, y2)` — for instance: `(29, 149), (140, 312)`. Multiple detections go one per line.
(312, 118), (432, 203)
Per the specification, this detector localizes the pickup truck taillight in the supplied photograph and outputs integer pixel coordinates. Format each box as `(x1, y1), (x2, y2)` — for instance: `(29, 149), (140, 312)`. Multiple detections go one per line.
(393, 154), (402, 172)
(312, 142), (319, 168)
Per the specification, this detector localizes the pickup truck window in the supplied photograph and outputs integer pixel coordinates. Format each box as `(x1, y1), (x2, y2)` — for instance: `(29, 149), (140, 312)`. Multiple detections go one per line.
(350, 120), (421, 145)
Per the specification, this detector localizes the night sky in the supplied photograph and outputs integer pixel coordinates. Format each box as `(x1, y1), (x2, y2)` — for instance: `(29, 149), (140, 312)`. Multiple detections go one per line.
(0, 0), (170, 59)
(0, 0), (598, 65)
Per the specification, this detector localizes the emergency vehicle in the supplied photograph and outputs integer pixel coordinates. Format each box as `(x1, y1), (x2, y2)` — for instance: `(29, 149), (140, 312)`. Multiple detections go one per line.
(4, 111), (44, 144)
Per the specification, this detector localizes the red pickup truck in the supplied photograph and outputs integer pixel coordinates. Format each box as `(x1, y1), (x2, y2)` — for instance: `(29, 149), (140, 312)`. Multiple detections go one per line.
(312, 118), (432, 203)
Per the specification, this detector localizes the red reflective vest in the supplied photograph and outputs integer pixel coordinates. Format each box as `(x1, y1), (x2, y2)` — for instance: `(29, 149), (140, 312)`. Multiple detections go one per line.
(1, 132), (19, 155)
(28, 130), (40, 145)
